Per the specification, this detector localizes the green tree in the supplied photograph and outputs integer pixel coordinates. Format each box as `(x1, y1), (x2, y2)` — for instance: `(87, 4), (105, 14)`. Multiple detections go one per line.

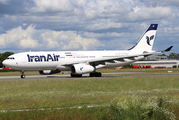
(0, 52), (14, 67)
(124, 64), (133, 68)
(169, 53), (178, 57)
(159, 54), (167, 56)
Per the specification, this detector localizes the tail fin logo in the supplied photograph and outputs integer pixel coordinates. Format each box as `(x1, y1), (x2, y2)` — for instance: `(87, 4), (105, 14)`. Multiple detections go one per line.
(146, 35), (154, 46)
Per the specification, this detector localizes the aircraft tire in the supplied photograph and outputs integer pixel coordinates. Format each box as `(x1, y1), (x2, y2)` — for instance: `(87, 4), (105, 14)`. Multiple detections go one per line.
(21, 75), (25, 79)
(97, 72), (102, 77)
(89, 72), (102, 77)
(90, 73), (94, 77)
(71, 73), (82, 77)
(77, 74), (82, 77)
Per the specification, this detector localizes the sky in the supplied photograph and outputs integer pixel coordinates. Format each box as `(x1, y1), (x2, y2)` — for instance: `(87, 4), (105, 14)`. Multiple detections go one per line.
(0, 0), (178, 55)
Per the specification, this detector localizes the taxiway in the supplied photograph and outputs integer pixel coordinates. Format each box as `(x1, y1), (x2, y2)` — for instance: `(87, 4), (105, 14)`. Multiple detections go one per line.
(0, 72), (179, 80)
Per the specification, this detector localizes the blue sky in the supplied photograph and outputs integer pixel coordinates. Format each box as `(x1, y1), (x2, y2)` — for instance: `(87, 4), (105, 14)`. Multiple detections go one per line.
(0, 0), (178, 55)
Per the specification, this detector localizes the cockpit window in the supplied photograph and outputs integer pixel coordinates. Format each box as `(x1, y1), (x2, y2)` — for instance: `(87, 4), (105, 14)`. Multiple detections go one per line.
(7, 57), (15, 60)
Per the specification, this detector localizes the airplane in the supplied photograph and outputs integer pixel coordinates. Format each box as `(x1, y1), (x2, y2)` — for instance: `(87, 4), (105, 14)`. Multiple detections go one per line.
(2, 24), (173, 78)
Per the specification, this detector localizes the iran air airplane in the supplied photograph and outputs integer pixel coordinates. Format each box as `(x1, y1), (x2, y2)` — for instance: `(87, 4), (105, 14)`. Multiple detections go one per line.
(2, 24), (173, 78)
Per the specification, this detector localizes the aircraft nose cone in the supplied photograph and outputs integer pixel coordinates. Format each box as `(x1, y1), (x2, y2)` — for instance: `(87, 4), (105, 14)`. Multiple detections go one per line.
(2, 60), (7, 66)
(2, 59), (16, 68)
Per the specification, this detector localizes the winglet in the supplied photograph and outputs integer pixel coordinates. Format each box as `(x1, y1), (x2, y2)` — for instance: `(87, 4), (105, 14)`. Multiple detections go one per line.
(164, 46), (173, 52)
(159, 46), (173, 53)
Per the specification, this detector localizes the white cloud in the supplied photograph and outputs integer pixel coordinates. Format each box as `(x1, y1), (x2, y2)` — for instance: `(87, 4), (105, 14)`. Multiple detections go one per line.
(81, 0), (134, 20)
(0, 0), (9, 4)
(139, 0), (179, 7)
(4, 14), (18, 21)
(0, 25), (39, 49)
(20, 39), (39, 48)
(0, 0), (179, 53)
(86, 21), (122, 30)
(128, 7), (173, 21)
(133, 6), (141, 13)
(82, 32), (123, 38)
(32, 0), (76, 12)
(0, 36), (5, 48)
(160, 20), (170, 26)
(0, 25), (104, 51)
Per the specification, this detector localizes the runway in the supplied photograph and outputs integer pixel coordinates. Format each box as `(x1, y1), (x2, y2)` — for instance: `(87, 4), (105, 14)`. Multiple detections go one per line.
(0, 72), (179, 80)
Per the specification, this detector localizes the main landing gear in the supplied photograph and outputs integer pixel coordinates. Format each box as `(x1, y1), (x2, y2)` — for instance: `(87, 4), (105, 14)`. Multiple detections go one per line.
(20, 70), (26, 79)
(89, 64), (102, 77)
(89, 72), (102, 77)
(70, 72), (102, 77)
(71, 73), (82, 77)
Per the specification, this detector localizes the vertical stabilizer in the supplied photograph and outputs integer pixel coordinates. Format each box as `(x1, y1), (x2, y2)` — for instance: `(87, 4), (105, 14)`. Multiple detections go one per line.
(129, 24), (158, 51)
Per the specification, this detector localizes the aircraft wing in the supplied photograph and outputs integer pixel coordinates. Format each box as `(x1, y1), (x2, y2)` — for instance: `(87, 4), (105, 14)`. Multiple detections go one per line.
(61, 46), (173, 66)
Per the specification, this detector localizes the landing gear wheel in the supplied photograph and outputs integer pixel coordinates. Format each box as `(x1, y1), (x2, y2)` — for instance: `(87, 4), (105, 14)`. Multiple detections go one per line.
(21, 75), (26, 79)
(71, 73), (82, 77)
(97, 72), (102, 77)
(89, 72), (102, 77)
(20, 70), (25, 79)
(90, 73), (94, 77)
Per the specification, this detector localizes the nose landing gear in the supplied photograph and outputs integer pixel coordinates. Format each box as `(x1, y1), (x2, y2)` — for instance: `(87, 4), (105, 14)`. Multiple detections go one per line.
(20, 70), (26, 79)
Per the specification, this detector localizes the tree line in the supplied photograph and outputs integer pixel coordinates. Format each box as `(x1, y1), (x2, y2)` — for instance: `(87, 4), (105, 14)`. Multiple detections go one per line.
(160, 53), (179, 59)
(0, 52), (14, 67)
(160, 53), (179, 57)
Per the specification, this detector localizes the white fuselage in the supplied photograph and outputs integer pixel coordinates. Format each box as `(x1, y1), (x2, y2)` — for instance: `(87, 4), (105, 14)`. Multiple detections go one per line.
(3, 50), (143, 71)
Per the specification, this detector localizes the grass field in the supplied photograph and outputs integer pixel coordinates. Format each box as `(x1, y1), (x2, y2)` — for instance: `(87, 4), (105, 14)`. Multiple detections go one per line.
(0, 68), (179, 119)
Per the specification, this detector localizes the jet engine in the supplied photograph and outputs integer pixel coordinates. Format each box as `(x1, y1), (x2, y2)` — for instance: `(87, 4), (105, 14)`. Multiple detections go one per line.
(39, 69), (61, 75)
(71, 64), (95, 74)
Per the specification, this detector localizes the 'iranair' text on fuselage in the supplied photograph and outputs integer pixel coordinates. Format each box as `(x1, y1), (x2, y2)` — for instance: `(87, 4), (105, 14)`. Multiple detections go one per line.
(27, 54), (60, 62)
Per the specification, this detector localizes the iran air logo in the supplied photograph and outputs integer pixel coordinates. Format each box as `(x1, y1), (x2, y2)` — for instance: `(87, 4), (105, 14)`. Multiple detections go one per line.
(146, 35), (154, 46)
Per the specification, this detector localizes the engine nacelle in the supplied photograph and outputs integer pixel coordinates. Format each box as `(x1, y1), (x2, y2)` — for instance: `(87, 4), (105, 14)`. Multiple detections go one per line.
(39, 69), (61, 75)
(71, 64), (95, 74)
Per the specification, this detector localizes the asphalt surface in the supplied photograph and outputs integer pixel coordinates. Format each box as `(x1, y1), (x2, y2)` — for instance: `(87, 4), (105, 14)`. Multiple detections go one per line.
(0, 72), (179, 80)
